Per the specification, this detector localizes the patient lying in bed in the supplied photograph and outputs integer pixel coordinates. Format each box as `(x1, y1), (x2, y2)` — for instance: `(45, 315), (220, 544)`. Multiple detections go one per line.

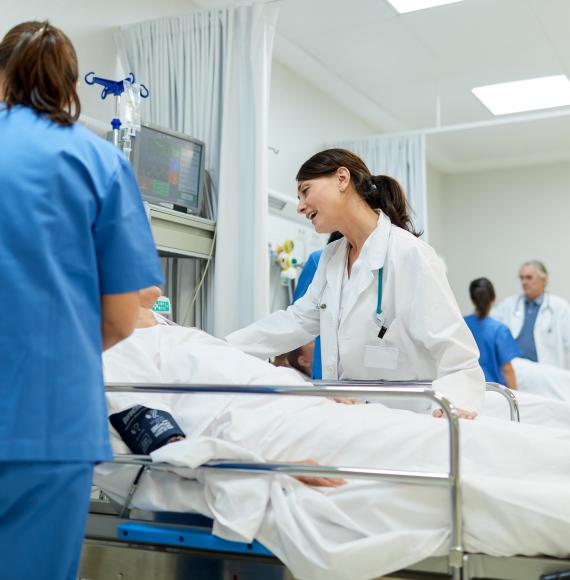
(99, 297), (570, 580)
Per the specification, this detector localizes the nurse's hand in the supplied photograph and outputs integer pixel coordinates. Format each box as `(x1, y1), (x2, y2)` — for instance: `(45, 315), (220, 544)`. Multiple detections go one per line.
(139, 286), (162, 308)
(432, 408), (477, 420)
(136, 287), (162, 328)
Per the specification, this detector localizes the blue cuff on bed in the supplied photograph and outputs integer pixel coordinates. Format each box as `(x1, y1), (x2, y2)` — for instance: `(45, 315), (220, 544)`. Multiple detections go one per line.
(110, 406), (185, 454)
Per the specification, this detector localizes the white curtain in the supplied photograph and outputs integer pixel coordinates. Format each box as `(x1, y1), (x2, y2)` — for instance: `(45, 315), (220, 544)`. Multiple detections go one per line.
(332, 134), (428, 239)
(116, 5), (278, 336)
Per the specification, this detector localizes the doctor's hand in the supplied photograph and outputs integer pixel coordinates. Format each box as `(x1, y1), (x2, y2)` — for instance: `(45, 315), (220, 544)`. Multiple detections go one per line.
(432, 408), (478, 420)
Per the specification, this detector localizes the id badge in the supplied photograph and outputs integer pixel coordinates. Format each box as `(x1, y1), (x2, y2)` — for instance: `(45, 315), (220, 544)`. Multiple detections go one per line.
(364, 345), (399, 370)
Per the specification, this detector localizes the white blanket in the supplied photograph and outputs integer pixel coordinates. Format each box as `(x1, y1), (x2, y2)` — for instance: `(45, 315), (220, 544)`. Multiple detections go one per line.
(97, 326), (570, 580)
(513, 357), (570, 400)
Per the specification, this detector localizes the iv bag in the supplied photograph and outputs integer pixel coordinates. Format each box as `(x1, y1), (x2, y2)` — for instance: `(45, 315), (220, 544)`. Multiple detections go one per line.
(123, 80), (142, 131)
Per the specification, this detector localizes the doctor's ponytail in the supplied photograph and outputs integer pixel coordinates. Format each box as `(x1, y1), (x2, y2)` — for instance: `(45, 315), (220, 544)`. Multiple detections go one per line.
(0, 21), (80, 126)
(296, 148), (421, 237)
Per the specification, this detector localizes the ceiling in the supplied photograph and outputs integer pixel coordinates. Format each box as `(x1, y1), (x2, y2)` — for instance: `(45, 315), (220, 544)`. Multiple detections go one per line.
(5, 0), (568, 173)
(272, 0), (570, 173)
(277, 0), (569, 125)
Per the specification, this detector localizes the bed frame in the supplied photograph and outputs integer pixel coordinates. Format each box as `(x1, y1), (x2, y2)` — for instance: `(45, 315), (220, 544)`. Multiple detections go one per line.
(80, 381), (569, 580)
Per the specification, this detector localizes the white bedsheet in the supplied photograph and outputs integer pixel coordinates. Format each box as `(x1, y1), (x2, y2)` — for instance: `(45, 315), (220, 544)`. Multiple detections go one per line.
(97, 326), (570, 580)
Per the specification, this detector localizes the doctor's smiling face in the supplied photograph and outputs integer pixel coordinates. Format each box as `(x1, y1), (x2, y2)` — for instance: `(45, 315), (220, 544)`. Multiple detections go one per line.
(297, 169), (349, 233)
(519, 264), (547, 301)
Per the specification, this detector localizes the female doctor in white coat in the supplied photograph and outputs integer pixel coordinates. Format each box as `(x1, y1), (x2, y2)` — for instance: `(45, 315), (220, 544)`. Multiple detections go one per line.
(227, 149), (484, 415)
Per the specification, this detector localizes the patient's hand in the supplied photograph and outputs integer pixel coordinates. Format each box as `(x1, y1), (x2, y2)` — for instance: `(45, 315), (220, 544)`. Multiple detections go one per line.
(291, 459), (345, 488)
(432, 408), (477, 420)
(329, 397), (357, 405)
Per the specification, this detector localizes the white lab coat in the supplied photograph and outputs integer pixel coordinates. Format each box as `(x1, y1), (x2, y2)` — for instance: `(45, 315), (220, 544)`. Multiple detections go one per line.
(492, 293), (570, 369)
(227, 212), (485, 412)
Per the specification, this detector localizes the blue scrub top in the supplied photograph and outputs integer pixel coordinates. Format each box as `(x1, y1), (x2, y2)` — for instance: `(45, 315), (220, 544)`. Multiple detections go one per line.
(0, 106), (163, 462)
(464, 314), (521, 385)
(293, 250), (322, 379)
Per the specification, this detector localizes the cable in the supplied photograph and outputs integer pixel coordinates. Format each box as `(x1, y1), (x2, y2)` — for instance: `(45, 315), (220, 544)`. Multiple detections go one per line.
(182, 169), (217, 326)
(185, 225), (217, 324)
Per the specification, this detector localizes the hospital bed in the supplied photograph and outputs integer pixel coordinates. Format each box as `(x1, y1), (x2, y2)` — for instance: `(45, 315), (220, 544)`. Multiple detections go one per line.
(80, 381), (569, 580)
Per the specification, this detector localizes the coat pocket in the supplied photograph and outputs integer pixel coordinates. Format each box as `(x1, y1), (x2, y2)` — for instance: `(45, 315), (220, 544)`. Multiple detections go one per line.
(363, 345), (399, 370)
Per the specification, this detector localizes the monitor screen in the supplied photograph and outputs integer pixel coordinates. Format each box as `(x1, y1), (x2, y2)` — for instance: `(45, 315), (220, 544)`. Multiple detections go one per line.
(132, 123), (205, 215)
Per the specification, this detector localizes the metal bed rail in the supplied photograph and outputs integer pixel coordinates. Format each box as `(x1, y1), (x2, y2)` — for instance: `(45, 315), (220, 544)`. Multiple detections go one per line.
(105, 381), (464, 579)
(484, 382), (520, 422)
(313, 379), (520, 422)
(105, 379), (519, 422)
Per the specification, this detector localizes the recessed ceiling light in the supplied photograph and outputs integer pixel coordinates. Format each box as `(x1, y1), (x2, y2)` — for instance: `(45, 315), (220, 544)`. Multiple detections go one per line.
(472, 75), (570, 115)
(386, 0), (464, 14)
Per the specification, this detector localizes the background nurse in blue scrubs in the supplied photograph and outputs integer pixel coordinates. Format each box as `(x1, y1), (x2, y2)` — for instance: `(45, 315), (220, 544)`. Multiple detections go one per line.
(0, 21), (163, 579)
(464, 278), (521, 389)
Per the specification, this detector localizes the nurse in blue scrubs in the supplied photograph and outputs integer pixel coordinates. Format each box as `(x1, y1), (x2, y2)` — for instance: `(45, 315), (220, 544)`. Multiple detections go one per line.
(464, 278), (521, 389)
(0, 21), (163, 579)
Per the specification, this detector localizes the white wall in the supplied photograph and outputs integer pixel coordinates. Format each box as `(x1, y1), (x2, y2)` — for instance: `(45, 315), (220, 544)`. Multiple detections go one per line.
(426, 163), (447, 258)
(1, 0), (198, 125)
(441, 161), (570, 313)
(269, 60), (376, 196)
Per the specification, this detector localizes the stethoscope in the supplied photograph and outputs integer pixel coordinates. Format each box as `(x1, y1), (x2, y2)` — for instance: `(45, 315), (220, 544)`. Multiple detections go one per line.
(315, 266), (388, 340)
(513, 292), (554, 334)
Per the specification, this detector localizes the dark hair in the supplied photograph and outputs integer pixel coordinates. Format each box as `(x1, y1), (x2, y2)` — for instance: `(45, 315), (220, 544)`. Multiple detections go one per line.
(287, 345), (310, 376)
(296, 148), (421, 237)
(0, 21), (80, 125)
(469, 277), (496, 319)
(327, 231), (343, 244)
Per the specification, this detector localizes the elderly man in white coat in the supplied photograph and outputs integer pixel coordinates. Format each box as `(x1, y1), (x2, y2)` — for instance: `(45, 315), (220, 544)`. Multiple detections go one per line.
(227, 149), (485, 417)
(493, 260), (570, 369)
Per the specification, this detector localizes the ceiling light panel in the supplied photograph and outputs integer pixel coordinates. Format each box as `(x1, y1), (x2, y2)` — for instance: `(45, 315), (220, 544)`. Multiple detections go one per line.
(386, 0), (464, 14)
(472, 75), (570, 115)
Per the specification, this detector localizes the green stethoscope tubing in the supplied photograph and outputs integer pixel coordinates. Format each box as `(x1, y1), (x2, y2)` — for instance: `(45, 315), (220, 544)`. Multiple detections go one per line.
(376, 267), (384, 328)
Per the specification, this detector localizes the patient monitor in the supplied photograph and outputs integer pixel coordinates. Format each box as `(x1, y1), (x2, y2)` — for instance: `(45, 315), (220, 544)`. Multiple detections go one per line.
(131, 123), (206, 216)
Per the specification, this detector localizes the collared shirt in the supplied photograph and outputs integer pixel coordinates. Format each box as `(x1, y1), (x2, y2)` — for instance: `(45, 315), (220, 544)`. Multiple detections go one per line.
(0, 105), (163, 462)
(516, 294), (544, 362)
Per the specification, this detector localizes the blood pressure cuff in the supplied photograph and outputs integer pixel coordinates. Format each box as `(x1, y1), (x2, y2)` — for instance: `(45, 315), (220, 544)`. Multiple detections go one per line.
(110, 405), (185, 455)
